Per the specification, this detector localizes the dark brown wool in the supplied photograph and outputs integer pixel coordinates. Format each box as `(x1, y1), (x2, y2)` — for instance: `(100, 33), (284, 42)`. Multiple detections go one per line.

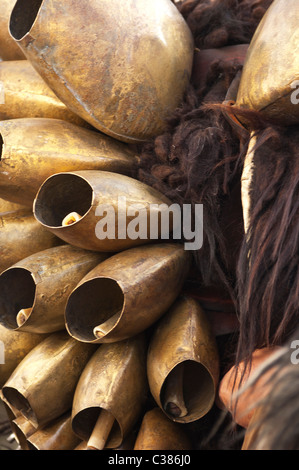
(236, 125), (299, 366)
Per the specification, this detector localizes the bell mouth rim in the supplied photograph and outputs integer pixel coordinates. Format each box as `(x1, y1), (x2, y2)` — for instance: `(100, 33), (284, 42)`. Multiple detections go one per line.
(0, 266), (36, 331)
(71, 406), (122, 449)
(2, 386), (38, 428)
(159, 359), (217, 424)
(65, 276), (125, 344)
(33, 172), (94, 230)
(9, 0), (44, 42)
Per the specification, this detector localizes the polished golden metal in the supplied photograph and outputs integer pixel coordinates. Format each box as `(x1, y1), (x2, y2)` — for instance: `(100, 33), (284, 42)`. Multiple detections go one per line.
(0, 60), (90, 125)
(27, 412), (81, 450)
(133, 407), (192, 450)
(147, 296), (219, 423)
(9, 0), (194, 143)
(0, 118), (138, 207)
(0, 209), (59, 274)
(2, 331), (96, 428)
(33, 169), (178, 252)
(65, 243), (191, 343)
(71, 335), (148, 449)
(0, 245), (108, 334)
(0, 0), (25, 60)
(235, 0), (299, 125)
(0, 323), (45, 388)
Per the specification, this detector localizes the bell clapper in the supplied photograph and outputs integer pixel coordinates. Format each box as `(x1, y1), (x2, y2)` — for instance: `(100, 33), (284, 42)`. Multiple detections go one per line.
(16, 308), (32, 327)
(163, 362), (188, 418)
(93, 313), (120, 339)
(62, 212), (82, 226)
(87, 408), (115, 450)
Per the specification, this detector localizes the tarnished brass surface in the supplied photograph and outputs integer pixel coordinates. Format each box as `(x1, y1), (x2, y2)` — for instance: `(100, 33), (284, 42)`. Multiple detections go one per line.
(65, 243), (191, 343)
(0, 0), (25, 60)
(133, 408), (192, 450)
(72, 336), (148, 449)
(0, 323), (45, 388)
(0, 118), (138, 207)
(0, 245), (108, 334)
(2, 331), (96, 428)
(27, 413), (81, 450)
(0, 198), (25, 213)
(0, 60), (90, 125)
(235, 0), (299, 125)
(11, 415), (36, 450)
(147, 296), (219, 423)
(0, 209), (60, 274)
(9, 0), (194, 143)
(34, 170), (176, 252)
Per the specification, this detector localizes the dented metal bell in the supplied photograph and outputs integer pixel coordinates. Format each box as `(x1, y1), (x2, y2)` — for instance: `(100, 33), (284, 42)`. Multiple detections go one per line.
(9, 0), (194, 143)
(147, 296), (219, 423)
(0, 118), (138, 207)
(133, 407), (192, 450)
(2, 331), (96, 428)
(65, 243), (191, 343)
(0, 198), (25, 214)
(0, 323), (45, 388)
(0, 244), (108, 334)
(72, 335), (148, 449)
(27, 412), (81, 450)
(33, 170), (176, 252)
(0, 0), (25, 60)
(235, 0), (299, 125)
(0, 60), (90, 126)
(0, 209), (60, 274)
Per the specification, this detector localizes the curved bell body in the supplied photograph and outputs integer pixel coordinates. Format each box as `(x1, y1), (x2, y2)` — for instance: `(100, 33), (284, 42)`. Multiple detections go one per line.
(0, 60), (90, 126)
(2, 331), (96, 428)
(0, 0), (25, 60)
(11, 415), (36, 450)
(0, 209), (60, 274)
(33, 170), (176, 252)
(65, 243), (191, 344)
(0, 118), (138, 207)
(0, 323), (45, 388)
(9, 0), (194, 143)
(0, 245), (108, 334)
(0, 198), (25, 214)
(71, 335), (148, 449)
(27, 413), (81, 450)
(133, 408), (192, 450)
(147, 296), (219, 423)
(235, 0), (299, 125)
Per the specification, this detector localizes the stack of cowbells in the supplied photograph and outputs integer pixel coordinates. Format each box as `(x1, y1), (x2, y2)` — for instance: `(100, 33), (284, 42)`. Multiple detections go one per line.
(0, 0), (296, 451)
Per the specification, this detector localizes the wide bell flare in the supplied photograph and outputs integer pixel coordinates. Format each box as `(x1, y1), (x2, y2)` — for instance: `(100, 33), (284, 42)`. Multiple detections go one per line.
(9, 0), (194, 143)
(71, 335), (148, 449)
(33, 170), (176, 252)
(0, 244), (108, 334)
(0, 118), (138, 207)
(65, 243), (191, 343)
(2, 331), (96, 428)
(147, 296), (220, 423)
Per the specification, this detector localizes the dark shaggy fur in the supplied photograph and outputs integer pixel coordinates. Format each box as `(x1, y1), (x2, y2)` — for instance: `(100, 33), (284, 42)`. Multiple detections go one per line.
(235, 125), (299, 366)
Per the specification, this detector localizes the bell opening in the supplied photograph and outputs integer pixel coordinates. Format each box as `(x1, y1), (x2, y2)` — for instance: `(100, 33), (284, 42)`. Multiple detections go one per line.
(65, 278), (124, 342)
(34, 174), (93, 228)
(2, 387), (37, 426)
(161, 360), (215, 422)
(0, 268), (36, 329)
(10, 0), (44, 41)
(72, 407), (121, 448)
